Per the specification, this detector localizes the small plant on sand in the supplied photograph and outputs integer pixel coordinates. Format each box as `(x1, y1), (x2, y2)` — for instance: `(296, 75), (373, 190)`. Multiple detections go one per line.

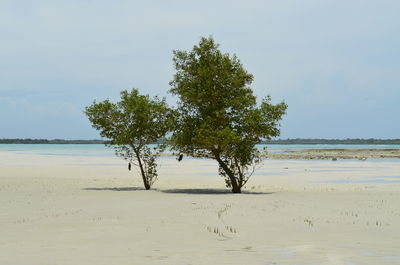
(85, 89), (173, 190)
(169, 37), (287, 193)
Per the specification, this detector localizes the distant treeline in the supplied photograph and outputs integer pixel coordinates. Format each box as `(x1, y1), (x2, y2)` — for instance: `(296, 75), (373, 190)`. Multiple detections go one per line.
(1, 138), (400, 145)
(0, 139), (104, 144)
(262, 138), (400, 145)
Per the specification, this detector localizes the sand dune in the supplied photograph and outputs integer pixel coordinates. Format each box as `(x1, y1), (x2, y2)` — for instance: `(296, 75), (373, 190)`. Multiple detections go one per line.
(1, 151), (400, 264)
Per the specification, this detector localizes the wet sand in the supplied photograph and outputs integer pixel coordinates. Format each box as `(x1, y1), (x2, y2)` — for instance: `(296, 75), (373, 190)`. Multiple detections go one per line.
(266, 148), (400, 160)
(1, 151), (400, 265)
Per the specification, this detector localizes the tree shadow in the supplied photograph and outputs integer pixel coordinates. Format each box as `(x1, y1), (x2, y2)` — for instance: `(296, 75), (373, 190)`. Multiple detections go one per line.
(83, 187), (144, 191)
(160, 188), (274, 195)
(82, 187), (274, 195)
(241, 190), (275, 195)
(160, 188), (229, 195)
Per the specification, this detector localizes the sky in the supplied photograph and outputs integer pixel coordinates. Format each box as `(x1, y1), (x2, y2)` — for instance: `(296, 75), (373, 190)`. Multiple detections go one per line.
(1, 0), (399, 139)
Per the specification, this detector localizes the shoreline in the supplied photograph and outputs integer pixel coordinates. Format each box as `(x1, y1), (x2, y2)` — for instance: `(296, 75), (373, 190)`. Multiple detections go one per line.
(1, 147), (400, 160)
(265, 149), (400, 160)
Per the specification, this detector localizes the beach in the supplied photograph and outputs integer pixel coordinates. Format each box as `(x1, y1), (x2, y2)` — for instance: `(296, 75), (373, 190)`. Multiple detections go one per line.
(1, 150), (400, 265)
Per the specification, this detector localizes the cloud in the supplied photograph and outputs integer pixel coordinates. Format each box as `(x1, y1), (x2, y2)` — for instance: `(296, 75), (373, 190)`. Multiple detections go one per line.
(0, 0), (399, 138)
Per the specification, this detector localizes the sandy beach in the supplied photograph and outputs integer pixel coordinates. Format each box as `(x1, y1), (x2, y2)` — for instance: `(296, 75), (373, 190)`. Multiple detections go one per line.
(1, 150), (400, 265)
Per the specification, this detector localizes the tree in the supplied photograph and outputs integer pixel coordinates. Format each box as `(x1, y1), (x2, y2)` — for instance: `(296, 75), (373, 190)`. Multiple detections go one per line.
(169, 37), (287, 193)
(85, 89), (172, 190)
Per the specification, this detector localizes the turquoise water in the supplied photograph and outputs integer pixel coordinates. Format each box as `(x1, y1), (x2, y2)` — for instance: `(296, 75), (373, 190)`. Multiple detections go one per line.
(0, 144), (114, 156)
(0, 144), (399, 157)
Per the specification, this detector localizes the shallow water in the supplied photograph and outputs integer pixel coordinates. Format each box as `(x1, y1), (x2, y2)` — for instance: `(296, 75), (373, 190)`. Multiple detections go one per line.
(315, 178), (400, 184)
(1, 143), (399, 157)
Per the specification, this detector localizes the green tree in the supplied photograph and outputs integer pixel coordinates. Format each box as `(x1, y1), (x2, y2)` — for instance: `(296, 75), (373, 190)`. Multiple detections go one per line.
(170, 37), (287, 193)
(85, 89), (172, 190)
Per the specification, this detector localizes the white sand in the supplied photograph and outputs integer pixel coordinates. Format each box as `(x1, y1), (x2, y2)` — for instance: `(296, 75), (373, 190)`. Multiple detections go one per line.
(1, 151), (400, 265)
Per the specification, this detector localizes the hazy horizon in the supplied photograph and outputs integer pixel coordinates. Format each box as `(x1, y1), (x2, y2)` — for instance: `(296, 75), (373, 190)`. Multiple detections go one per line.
(1, 0), (399, 139)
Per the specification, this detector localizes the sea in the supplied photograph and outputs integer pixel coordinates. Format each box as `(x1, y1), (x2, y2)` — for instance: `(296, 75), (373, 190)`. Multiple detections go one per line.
(0, 144), (399, 157)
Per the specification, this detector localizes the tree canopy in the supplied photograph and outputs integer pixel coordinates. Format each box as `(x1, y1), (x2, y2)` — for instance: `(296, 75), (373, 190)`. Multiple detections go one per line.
(169, 37), (287, 193)
(85, 89), (172, 190)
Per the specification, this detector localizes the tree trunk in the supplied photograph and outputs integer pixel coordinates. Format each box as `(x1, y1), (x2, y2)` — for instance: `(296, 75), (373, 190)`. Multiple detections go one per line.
(231, 184), (241, 193)
(214, 155), (241, 193)
(134, 149), (151, 190)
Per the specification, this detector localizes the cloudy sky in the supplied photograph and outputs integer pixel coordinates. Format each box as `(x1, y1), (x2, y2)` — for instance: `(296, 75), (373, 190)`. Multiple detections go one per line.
(1, 0), (399, 139)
